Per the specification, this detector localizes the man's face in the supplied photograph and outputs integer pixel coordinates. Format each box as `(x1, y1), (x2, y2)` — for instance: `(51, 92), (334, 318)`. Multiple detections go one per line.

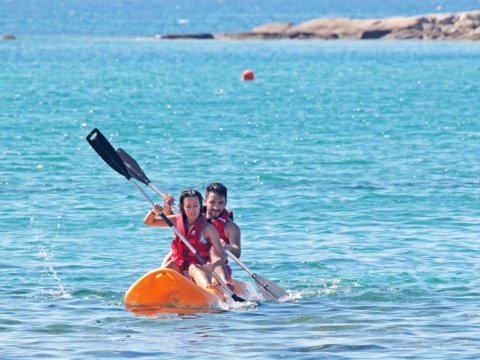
(205, 192), (226, 219)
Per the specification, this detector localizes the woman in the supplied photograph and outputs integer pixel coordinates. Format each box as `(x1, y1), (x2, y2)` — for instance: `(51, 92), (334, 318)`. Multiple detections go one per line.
(143, 189), (226, 289)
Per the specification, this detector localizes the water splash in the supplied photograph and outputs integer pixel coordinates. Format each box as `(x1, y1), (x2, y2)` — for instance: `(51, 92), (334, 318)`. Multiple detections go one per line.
(30, 211), (72, 299)
(38, 244), (72, 299)
(218, 281), (261, 311)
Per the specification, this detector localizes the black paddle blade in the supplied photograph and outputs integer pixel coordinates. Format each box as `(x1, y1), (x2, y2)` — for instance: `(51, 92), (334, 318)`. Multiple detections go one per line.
(232, 293), (246, 302)
(253, 274), (288, 300)
(86, 128), (131, 180)
(117, 148), (151, 186)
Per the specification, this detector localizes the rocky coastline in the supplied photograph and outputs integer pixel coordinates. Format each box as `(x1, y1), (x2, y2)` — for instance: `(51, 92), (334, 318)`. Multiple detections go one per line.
(156, 10), (480, 40)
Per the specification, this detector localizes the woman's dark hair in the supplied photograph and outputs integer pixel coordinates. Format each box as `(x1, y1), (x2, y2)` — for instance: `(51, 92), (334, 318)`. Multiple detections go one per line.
(205, 182), (227, 201)
(179, 189), (203, 214)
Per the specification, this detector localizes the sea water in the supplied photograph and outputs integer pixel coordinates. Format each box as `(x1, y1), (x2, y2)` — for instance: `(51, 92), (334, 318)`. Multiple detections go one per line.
(1, 1), (480, 359)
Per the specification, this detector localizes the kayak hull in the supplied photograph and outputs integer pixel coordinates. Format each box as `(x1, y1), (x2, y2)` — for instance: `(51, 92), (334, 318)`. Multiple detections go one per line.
(124, 268), (254, 314)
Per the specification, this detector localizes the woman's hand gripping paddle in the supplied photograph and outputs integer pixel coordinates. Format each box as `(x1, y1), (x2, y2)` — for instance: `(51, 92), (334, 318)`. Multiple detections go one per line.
(116, 143), (288, 300)
(86, 128), (245, 303)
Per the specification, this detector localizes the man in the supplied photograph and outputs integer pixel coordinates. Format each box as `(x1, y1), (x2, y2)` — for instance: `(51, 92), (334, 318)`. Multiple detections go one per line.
(203, 182), (241, 288)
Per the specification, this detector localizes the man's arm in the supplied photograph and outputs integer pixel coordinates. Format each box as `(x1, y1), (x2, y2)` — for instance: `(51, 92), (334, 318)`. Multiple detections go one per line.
(224, 221), (241, 258)
(205, 223), (226, 270)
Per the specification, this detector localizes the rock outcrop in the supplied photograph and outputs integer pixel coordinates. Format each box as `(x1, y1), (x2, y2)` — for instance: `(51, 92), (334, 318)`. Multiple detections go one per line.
(215, 11), (480, 40)
(155, 11), (480, 40)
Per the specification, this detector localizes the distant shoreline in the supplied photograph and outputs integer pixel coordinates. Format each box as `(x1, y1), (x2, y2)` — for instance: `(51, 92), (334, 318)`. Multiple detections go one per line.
(155, 10), (480, 40)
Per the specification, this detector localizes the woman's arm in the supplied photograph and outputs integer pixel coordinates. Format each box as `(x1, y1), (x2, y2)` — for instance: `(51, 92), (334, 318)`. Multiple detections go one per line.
(144, 194), (176, 226)
(143, 203), (176, 227)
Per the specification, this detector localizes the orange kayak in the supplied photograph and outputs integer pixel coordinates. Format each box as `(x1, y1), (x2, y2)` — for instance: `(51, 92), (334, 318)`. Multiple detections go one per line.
(124, 268), (255, 314)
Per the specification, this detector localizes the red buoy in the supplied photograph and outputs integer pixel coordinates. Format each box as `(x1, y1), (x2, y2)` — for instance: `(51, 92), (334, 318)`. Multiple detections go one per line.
(242, 69), (254, 81)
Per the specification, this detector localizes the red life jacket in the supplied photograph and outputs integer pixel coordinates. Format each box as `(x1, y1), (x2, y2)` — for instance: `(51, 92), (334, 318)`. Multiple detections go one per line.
(210, 209), (233, 244)
(171, 214), (211, 270)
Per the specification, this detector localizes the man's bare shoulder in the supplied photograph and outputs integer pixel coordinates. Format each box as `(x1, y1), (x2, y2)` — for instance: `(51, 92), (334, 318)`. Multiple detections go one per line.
(225, 218), (240, 232)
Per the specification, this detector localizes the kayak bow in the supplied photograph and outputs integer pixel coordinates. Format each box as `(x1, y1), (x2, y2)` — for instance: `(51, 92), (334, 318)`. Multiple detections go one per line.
(124, 268), (256, 314)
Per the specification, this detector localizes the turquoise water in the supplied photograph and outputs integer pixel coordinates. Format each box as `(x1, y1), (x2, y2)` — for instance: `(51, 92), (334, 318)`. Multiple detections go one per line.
(2, 6), (480, 359)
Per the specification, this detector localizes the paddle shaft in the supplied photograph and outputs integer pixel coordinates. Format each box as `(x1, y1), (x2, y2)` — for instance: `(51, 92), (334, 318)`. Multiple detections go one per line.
(116, 148), (179, 211)
(225, 248), (287, 300)
(147, 183), (179, 212)
(225, 249), (255, 276)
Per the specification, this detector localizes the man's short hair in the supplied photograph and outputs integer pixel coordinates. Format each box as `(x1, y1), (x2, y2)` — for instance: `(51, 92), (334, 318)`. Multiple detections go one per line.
(205, 182), (227, 201)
